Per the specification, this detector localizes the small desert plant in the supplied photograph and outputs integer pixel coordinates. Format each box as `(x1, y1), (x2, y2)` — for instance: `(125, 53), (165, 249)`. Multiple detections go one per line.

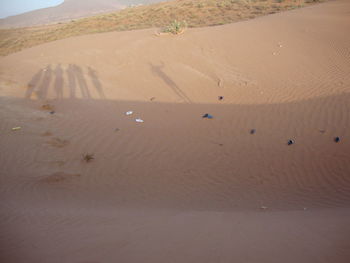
(82, 153), (94, 163)
(163, 20), (187, 34)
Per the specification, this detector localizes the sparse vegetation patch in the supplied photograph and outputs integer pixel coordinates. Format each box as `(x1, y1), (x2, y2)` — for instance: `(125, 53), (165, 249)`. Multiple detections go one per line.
(0, 0), (325, 56)
(162, 20), (187, 34)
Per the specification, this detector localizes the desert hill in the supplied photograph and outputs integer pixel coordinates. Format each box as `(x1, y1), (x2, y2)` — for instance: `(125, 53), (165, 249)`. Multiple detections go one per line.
(0, 0), (323, 56)
(0, 0), (349, 262)
(0, 0), (165, 28)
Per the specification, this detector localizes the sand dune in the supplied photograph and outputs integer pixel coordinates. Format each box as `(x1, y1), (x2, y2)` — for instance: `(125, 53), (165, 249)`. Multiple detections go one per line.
(0, 0), (350, 262)
(0, 0), (165, 28)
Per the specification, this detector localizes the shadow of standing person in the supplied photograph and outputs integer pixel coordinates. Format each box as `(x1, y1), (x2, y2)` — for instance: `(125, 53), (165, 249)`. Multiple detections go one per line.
(88, 66), (105, 99)
(67, 64), (77, 99)
(149, 62), (191, 103)
(37, 65), (52, 100)
(54, 64), (64, 99)
(26, 69), (44, 99)
(73, 65), (90, 99)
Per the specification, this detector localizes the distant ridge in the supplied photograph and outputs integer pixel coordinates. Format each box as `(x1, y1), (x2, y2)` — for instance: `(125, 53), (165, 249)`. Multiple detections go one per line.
(0, 0), (325, 56)
(0, 0), (165, 28)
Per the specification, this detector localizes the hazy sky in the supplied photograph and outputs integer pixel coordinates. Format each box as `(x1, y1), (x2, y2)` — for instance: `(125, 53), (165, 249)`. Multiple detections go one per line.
(0, 0), (64, 18)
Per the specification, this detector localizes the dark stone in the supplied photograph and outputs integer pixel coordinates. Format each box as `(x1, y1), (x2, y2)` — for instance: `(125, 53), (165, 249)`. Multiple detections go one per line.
(287, 139), (295, 145)
(202, 113), (213, 119)
(250, 129), (256, 134)
(334, 137), (340, 143)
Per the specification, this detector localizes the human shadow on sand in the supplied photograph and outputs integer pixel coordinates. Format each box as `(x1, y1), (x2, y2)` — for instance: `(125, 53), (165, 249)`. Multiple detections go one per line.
(150, 63), (192, 103)
(54, 64), (64, 99)
(25, 64), (105, 100)
(88, 66), (105, 99)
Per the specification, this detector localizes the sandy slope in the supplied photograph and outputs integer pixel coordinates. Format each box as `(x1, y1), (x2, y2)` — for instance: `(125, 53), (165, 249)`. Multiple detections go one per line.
(0, 0), (350, 262)
(0, 0), (165, 28)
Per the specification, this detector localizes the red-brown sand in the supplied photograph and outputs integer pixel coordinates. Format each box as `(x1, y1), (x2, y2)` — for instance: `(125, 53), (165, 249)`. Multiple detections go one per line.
(0, 0), (350, 262)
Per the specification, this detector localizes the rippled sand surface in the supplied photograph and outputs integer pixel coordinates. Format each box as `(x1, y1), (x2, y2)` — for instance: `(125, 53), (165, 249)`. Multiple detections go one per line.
(1, 1), (350, 262)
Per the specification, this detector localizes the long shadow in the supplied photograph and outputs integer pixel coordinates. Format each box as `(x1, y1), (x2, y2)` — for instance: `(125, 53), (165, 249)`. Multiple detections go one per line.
(36, 65), (53, 100)
(67, 64), (77, 99)
(25, 64), (105, 100)
(73, 65), (91, 99)
(54, 64), (64, 99)
(26, 69), (43, 99)
(88, 66), (105, 99)
(150, 63), (192, 103)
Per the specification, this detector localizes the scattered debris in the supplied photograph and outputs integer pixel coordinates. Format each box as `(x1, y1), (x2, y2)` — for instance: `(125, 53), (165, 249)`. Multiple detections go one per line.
(272, 52), (277, 56)
(12, 127), (21, 131)
(41, 131), (53, 137)
(82, 153), (94, 163)
(260, 206), (268, 210)
(135, 118), (144, 123)
(150, 97), (156, 101)
(46, 137), (69, 148)
(202, 113), (213, 119)
(287, 139), (295, 145)
(49, 111), (55, 114)
(250, 129), (256, 134)
(115, 128), (120, 132)
(319, 129), (326, 133)
(40, 172), (81, 184)
(41, 104), (54, 111)
(334, 136), (340, 143)
(218, 96), (224, 101)
(125, 111), (133, 116)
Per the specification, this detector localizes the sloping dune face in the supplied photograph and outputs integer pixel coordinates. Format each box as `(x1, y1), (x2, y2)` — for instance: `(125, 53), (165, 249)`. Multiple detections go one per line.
(0, 0), (165, 28)
(0, 1), (350, 263)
